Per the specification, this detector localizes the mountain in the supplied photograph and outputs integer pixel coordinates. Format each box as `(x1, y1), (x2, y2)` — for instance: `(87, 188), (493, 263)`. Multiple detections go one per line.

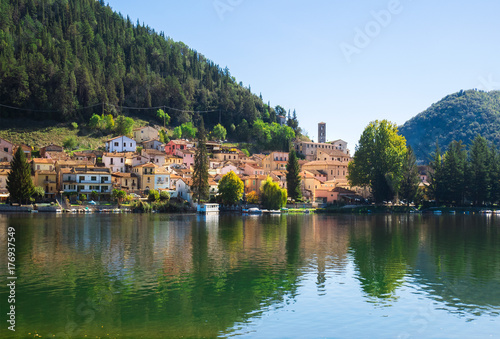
(0, 0), (300, 142)
(399, 90), (500, 161)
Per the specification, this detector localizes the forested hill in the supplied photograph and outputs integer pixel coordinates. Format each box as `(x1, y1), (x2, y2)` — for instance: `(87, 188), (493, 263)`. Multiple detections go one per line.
(399, 90), (500, 161)
(0, 0), (300, 139)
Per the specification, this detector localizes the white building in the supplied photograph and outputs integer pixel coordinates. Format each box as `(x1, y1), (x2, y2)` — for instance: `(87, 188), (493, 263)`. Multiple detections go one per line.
(102, 152), (127, 173)
(133, 126), (159, 143)
(105, 136), (136, 153)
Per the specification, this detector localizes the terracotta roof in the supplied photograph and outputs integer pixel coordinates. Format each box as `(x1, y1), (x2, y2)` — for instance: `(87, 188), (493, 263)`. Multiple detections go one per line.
(112, 172), (137, 178)
(32, 158), (55, 164)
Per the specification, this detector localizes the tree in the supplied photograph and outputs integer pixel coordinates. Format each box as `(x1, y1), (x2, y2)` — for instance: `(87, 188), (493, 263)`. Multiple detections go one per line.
(192, 123), (209, 203)
(148, 189), (160, 202)
(32, 186), (45, 202)
(173, 126), (182, 139)
(399, 146), (420, 206)
(114, 115), (134, 136)
(89, 113), (102, 129)
(112, 189), (127, 206)
(181, 122), (197, 139)
(247, 191), (259, 204)
(428, 142), (444, 204)
(286, 150), (302, 201)
(347, 120), (407, 204)
(159, 129), (170, 144)
(63, 136), (78, 150)
(468, 135), (490, 205)
(103, 114), (115, 131)
(441, 140), (467, 205)
(156, 109), (171, 128)
(260, 176), (287, 210)
(212, 123), (227, 141)
(218, 170), (244, 205)
(160, 190), (170, 201)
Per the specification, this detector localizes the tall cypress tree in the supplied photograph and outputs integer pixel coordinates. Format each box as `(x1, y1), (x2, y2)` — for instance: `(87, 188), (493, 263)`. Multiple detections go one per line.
(7, 146), (34, 204)
(192, 121), (209, 203)
(286, 149), (302, 201)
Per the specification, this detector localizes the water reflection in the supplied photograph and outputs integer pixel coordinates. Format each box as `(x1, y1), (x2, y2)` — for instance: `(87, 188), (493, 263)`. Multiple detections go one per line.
(0, 213), (499, 338)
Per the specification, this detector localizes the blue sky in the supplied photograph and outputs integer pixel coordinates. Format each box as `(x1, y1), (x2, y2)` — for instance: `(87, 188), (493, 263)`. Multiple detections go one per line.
(106, 0), (500, 152)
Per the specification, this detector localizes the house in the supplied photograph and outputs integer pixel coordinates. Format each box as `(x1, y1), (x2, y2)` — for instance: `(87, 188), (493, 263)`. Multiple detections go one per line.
(212, 148), (239, 162)
(177, 148), (195, 168)
(301, 160), (349, 183)
(277, 115), (286, 126)
(33, 170), (58, 199)
(73, 151), (97, 164)
(165, 139), (192, 155)
(0, 138), (14, 162)
(14, 144), (31, 160)
(0, 168), (10, 197)
(111, 172), (139, 191)
(32, 158), (55, 172)
(176, 177), (193, 203)
(315, 187), (361, 204)
(125, 153), (150, 169)
(131, 163), (170, 191)
(141, 138), (164, 151)
(294, 139), (350, 161)
(165, 155), (183, 167)
(262, 152), (289, 173)
(105, 136), (136, 153)
(218, 162), (239, 175)
(241, 174), (268, 195)
(45, 151), (70, 161)
(60, 167), (112, 198)
(102, 152), (127, 173)
(141, 149), (167, 166)
(40, 144), (63, 158)
(300, 170), (323, 201)
(133, 126), (159, 143)
(315, 148), (351, 163)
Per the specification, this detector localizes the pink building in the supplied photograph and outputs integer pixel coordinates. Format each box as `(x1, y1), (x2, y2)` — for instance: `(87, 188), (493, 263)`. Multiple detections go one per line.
(0, 138), (14, 162)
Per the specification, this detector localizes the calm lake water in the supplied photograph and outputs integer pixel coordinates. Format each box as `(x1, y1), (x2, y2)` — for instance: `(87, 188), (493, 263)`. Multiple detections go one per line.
(1, 213), (500, 338)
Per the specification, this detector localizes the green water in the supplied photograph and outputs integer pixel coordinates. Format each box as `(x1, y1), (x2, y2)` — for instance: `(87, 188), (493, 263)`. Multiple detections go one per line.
(1, 213), (500, 338)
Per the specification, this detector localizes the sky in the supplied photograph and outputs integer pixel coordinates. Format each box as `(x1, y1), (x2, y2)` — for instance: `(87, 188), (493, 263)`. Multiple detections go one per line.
(105, 0), (500, 152)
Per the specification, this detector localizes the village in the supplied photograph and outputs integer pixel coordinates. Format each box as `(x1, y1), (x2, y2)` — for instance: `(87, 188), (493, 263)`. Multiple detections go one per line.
(0, 122), (364, 209)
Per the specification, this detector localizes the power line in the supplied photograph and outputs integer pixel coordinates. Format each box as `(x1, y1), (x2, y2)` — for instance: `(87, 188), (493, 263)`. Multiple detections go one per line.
(0, 102), (221, 114)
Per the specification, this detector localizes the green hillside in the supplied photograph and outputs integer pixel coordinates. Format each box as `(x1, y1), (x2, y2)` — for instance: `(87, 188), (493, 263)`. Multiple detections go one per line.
(0, 0), (300, 145)
(399, 90), (500, 161)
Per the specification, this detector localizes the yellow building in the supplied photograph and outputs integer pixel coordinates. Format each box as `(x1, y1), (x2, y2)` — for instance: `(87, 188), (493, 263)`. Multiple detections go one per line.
(34, 170), (58, 199)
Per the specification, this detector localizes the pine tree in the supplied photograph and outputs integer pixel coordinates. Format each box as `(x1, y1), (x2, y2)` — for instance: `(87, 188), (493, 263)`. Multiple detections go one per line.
(286, 150), (302, 201)
(192, 121), (209, 203)
(399, 146), (420, 206)
(468, 135), (490, 205)
(7, 146), (34, 204)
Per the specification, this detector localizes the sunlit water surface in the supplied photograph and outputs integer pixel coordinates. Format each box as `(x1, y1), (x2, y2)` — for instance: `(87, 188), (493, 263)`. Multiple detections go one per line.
(1, 213), (499, 338)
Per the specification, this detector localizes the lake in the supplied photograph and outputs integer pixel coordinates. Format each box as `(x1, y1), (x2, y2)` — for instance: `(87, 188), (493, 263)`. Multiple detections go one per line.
(1, 213), (500, 338)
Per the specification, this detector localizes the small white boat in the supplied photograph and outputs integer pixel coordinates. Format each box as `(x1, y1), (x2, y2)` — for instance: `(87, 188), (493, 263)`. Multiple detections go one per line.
(269, 210), (281, 214)
(248, 207), (262, 214)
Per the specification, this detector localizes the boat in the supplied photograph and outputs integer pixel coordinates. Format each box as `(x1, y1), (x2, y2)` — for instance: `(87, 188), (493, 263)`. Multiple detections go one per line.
(434, 210), (442, 215)
(269, 210), (281, 214)
(248, 207), (262, 214)
(304, 209), (310, 214)
(197, 203), (219, 215)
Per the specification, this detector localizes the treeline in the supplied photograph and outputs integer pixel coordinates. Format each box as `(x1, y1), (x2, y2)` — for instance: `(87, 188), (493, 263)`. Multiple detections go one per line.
(428, 135), (500, 206)
(0, 0), (301, 147)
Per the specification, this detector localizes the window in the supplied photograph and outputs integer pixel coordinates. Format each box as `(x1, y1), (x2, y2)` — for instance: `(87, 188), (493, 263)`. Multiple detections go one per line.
(114, 142), (119, 146)
(37, 165), (40, 170)
(130, 143), (132, 147)
(110, 158), (113, 164)
(120, 158), (124, 163)
(91, 176), (97, 181)
(3, 147), (7, 152)
(45, 176), (48, 181)
(123, 143), (126, 147)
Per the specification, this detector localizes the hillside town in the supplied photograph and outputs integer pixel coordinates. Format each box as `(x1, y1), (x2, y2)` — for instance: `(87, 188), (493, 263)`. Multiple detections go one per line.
(0, 123), (363, 207)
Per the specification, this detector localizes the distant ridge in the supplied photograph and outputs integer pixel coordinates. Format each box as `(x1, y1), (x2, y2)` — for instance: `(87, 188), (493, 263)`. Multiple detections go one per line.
(399, 89), (500, 161)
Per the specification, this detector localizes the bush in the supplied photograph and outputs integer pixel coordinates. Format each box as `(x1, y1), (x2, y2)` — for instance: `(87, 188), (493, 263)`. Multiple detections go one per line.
(148, 189), (160, 202)
(160, 190), (170, 201)
(71, 122), (78, 130)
